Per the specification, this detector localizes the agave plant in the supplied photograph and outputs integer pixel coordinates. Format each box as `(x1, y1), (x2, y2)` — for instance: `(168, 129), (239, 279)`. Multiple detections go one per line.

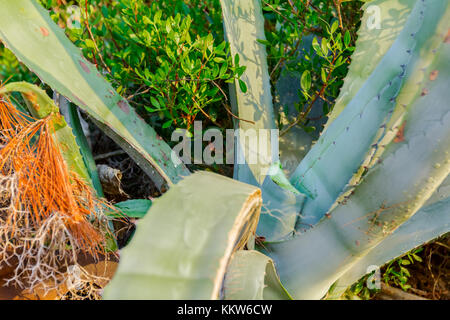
(101, 0), (449, 300)
(0, 0), (448, 300)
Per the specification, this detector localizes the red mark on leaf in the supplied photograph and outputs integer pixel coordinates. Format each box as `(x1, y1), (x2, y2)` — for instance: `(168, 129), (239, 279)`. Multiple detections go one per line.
(73, 94), (87, 107)
(445, 28), (450, 44)
(79, 60), (90, 74)
(394, 121), (406, 143)
(117, 100), (130, 114)
(429, 70), (439, 81)
(40, 27), (49, 37)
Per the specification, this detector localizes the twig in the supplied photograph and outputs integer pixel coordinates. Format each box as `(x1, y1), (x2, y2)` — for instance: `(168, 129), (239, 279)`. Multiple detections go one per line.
(83, 1), (111, 74)
(126, 86), (151, 100)
(434, 241), (450, 250)
(280, 53), (338, 137)
(212, 80), (228, 101)
(196, 103), (222, 128)
(377, 283), (429, 300)
(333, 0), (344, 29)
(222, 102), (255, 125)
(270, 35), (303, 80)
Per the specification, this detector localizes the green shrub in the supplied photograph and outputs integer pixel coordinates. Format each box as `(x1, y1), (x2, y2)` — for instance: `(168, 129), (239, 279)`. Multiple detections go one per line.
(261, 0), (362, 133)
(20, 1), (245, 134)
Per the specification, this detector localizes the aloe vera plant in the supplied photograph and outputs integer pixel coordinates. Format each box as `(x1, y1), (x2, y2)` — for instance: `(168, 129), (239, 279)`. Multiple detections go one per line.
(0, 0), (449, 300)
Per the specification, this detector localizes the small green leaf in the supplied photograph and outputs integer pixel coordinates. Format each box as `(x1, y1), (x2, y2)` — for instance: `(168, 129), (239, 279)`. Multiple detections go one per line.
(219, 63), (228, 78)
(162, 119), (173, 128)
(238, 79), (247, 93)
(331, 20), (339, 34)
(84, 39), (95, 49)
(401, 259), (411, 265)
(321, 67), (327, 83)
(344, 30), (351, 47)
(312, 37), (320, 52)
(300, 70), (311, 91)
(112, 199), (153, 219)
(321, 38), (328, 56)
(143, 16), (151, 25)
(150, 96), (160, 109)
(257, 39), (270, 46)
(213, 57), (225, 63)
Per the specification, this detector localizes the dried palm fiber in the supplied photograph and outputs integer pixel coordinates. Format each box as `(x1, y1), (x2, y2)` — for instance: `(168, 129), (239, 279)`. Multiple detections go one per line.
(0, 95), (111, 296)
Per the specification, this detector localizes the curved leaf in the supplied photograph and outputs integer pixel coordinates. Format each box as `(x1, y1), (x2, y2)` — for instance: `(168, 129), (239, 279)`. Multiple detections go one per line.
(111, 199), (152, 219)
(66, 103), (104, 197)
(326, 0), (414, 125)
(220, 0), (304, 242)
(289, 0), (448, 229)
(327, 193), (450, 299)
(267, 16), (450, 298)
(103, 171), (262, 299)
(224, 250), (292, 300)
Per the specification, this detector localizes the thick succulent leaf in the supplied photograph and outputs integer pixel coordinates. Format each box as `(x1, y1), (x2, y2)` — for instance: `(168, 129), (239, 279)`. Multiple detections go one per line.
(67, 103), (104, 197)
(267, 19), (450, 299)
(328, 174), (450, 298)
(328, 193), (450, 299)
(221, 0), (276, 183)
(1, 82), (58, 119)
(289, 0), (447, 228)
(110, 199), (152, 219)
(220, 0), (304, 241)
(102, 171), (262, 299)
(326, 0), (415, 125)
(0, 82), (91, 186)
(0, 0), (190, 190)
(224, 250), (292, 300)
(325, 0), (450, 221)
(425, 174), (450, 206)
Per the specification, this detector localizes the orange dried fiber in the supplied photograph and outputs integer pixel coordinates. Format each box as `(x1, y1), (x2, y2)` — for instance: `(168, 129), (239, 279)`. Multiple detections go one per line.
(0, 95), (108, 269)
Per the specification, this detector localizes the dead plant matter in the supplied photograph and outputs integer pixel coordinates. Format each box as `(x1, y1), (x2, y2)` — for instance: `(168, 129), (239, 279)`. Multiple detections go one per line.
(0, 96), (112, 297)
